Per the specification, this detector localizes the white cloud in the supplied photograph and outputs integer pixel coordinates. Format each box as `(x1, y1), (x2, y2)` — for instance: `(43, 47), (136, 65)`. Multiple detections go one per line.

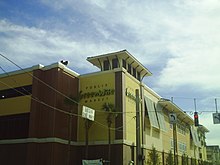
(2, 0), (220, 89)
(86, 0), (111, 9)
(1, 0), (220, 147)
(200, 113), (220, 145)
(0, 20), (117, 72)
(152, 0), (220, 92)
(3, 0), (220, 91)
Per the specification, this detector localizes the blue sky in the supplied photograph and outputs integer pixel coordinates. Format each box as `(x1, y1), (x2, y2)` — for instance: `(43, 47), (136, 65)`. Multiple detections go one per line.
(1, 0), (220, 146)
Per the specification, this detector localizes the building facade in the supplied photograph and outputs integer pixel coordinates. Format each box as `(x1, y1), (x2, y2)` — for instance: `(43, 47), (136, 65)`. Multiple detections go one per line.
(0, 50), (209, 165)
(0, 63), (79, 165)
(207, 145), (220, 165)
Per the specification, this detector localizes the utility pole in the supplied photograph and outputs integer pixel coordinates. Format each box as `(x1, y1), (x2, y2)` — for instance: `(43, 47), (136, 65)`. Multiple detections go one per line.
(215, 98), (218, 113)
(173, 123), (178, 165)
(171, 97), (178, 165)
(140, 84), (145, 165)
(136, 89), (142, 165)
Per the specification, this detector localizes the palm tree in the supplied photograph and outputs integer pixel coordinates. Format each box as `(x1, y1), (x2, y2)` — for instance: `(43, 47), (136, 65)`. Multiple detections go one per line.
(84, 118), (93, 159)
(64, 95), (78, 165)
(102, 103), (117, 164)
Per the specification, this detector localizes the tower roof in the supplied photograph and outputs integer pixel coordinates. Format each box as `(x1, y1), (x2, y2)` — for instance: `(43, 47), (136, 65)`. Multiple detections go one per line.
(87, 50), (152, 78)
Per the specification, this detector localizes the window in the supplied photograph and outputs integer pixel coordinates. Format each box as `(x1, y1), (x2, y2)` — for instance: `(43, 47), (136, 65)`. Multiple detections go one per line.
(190, 126), (201, 147)
(199, 153), (202, 159)
(103, 60), (110, 71)
(122, 59), (127, 69)
(177, 124), (186, 135)
(0, 85), (32, 99)
(133, 68), (136, 78)
(170, 139), (174, 149)
(156, 103), (167, 131)
(178, 142), (187, 153)
(128, 64), (132, 74)
(112, 58), (118, 69)
(144, 96), (159, 129)
(137, 72), (141, 81)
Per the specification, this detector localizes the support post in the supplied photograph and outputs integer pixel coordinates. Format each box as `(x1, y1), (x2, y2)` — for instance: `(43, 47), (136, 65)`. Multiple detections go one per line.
(171, 97), (178, 165)
(136, 89), (142, 165)
(173, 123), (178, 165)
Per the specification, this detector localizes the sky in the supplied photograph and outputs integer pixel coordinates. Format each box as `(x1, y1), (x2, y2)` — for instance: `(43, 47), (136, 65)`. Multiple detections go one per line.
(0, 0), (220, 146)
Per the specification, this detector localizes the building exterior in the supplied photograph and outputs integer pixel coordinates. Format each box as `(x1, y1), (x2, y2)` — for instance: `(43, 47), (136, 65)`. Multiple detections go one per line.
(0, 63), (79, 165)
(207, 145), (220, 165)
(0, 50), (209, 165)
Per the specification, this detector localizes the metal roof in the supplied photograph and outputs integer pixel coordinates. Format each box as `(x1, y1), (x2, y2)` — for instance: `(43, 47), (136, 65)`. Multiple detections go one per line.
(158, 98), (194, 125)
(198, 125), (209, 133)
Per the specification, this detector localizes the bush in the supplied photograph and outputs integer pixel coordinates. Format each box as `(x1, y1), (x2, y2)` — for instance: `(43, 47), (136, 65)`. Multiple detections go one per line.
(147, 146), (160, 165)
(166, 150), (174, 165)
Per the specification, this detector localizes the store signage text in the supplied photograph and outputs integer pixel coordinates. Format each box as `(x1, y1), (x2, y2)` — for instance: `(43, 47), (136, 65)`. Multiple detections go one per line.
(79, 83), (114, 103)
(125, 88), (136, 102)
(80, 89), (115, 100)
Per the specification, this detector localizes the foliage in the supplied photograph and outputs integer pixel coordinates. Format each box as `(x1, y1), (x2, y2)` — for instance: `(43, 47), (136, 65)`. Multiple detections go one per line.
(147, 146), (160, 165)
(84, 118), (93, 129)
(166, 150), (174, 165)
(64, 95), (78, 106)
(191, 158), (196, 165)
(182, 153), (188, 165)
(102, 102), (117, 127)
(102, 102), (118, 163)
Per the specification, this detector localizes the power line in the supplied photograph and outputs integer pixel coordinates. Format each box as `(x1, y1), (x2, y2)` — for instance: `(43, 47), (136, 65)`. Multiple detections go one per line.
(0, 78), (131, 131)
(0, 74), (217, 116)
(0, 53), (135, 115)
(1, 52), (220, 135)
(0, 71), (130, 131)
(0, 53), (80, 105)
(0, 73), (218, 116)
(0, 66), (32, 96)
(1, 53), (219, 115)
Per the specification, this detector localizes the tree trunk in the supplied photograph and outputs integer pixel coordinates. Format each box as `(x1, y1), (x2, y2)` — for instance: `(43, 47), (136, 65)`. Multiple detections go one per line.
(85, 119), (89, 159)
(67, 112), (72, 165)
(108, 121), (111, 165)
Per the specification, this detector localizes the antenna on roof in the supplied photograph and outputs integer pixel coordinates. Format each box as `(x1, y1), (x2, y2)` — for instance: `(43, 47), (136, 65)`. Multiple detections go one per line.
(60, 60), (69, 66)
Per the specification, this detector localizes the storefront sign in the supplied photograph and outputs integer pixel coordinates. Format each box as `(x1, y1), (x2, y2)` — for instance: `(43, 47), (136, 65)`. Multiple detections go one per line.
(125, 88), (136, 102)
(82, 106), (95, 121)
(79, 89), (115, 100)
(79, 83), (115, 103)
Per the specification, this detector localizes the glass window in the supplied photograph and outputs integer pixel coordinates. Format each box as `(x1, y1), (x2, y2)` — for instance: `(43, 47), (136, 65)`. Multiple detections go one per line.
(112, 58), (118, 69)
(0, 85), (32, 99)
(128, 64), (131, 74)
(133, 68), (136, 78)
(122, 59), (127, 69)
(156, 103), (167, 131)
(137, 72), (141, 81)
(103, 60), (110, 71)
(144, 96), (159, 129)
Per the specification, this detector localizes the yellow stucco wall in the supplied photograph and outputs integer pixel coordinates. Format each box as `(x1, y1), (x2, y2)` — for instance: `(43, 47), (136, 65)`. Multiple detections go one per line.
(77, 69), (207, 160)
(0, 72), (33, 89)
(0, 72), (33, 116)
(0, 96), (31, 116)
(143, 88), (163, 151)
(124, 73), (140, 143)
(78, 71), (115, 142)
(161, 114), (172, 152)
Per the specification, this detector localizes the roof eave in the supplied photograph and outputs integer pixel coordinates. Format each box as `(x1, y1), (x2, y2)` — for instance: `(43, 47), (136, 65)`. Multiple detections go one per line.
(87, 50), (152, 77)
(158, 99), (194, 125)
